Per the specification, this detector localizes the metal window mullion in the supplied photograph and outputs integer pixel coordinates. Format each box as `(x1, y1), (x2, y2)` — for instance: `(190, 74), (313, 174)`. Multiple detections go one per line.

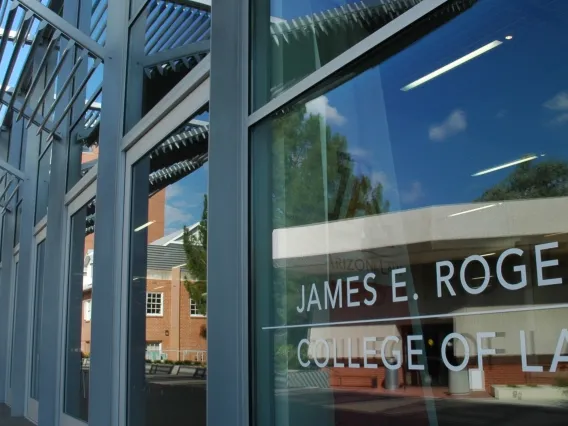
(209, 2), (249, 426)
(248, 0), (451, 126)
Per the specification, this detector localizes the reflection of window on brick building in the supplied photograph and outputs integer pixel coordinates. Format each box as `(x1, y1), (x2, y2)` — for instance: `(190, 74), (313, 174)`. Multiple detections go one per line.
(83, 299), (92, 322)
(190, 299), (206, 317)
(146, 292), (163, 316)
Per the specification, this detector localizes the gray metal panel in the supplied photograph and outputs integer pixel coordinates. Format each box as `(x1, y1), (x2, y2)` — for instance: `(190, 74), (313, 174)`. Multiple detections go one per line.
(88, 0), (129, 425)
(208, 3), (249, 426)
(38, 0), (81, 423)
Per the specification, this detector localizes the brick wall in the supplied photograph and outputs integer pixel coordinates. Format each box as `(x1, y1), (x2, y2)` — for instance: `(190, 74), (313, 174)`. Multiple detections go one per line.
(80, 272), (207, 362)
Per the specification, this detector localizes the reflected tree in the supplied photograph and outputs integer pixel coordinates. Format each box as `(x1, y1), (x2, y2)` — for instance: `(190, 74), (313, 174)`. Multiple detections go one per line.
(477, 160), (568, 201)
(183, 194), (208, 336)
(272, 105), (389, 229)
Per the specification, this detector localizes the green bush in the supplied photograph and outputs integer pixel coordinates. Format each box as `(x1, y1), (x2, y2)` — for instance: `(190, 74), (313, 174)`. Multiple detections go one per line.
(554, 377), (568, 387)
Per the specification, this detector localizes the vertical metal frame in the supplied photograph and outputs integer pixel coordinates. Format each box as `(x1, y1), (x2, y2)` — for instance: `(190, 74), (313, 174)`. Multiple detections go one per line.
(10, 105), (43, 418)
(118, 63), (209, 426)
(59, 179), (96, 426)
(209, 2), (249, 426)
(5, 250), (20, 407)
(24, 224), (47, 424)
(0, 110), (25, 405)
(39, 0), (84, 424)
(88, 0), (129, 425)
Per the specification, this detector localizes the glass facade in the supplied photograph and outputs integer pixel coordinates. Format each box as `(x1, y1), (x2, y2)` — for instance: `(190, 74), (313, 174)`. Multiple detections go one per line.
(251, 1), (568, 425)
(0, 0), (567, 426)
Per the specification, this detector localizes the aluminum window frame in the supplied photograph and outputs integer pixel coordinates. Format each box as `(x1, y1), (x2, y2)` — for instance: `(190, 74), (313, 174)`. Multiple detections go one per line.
(4, 250), (19, 407)
(59, 179), (96, 426)
(117, 62), (209, 426)
(24, 224), (47, 424)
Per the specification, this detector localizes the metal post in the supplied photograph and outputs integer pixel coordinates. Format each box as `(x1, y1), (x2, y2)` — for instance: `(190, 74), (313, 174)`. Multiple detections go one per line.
(209, 2), (250, 426)
(38, 0), (81, 423)
(89, 0), (129, 425)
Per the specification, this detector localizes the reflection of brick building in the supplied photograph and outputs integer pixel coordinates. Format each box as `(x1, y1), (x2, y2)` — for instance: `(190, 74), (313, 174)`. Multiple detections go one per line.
(80, 171), (206, 360)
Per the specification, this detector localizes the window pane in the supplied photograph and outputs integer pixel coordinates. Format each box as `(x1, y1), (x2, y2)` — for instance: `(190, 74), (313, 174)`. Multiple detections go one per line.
(127, 106), (209, 426)
(35, 145), (52, 223)
(252, 1), (568, 425)
(30, 241), (46, 400)
(124, 0), (210, 133)
(64, 198), (96, 422)
(250, 0), (426, 110)
(8, 261), (19, 390)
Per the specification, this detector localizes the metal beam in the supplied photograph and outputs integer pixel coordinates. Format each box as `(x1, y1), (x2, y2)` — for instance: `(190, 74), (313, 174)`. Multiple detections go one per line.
(0, 158), (24, 181)
(0, 91), (60, 137)
(141, 39), (210, 68)
(16, 0), (106, 58)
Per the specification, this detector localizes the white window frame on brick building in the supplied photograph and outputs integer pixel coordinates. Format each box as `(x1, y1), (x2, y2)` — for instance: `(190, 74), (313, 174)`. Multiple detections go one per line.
(146, 292), (164, 317)
(83, 299), (92, 322)
(190, 298), (206, 318)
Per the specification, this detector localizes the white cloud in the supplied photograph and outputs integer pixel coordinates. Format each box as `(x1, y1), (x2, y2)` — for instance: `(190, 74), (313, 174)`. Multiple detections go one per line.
(400, 181), (424, 204)
(305, 96), (347, 126)
(371, 171), (391, 190)
(496, 109), (508, 119)
(429, 109), (467, 141)
(165, 203), (193, 228)
(544, 91), (568, 111)
(166, 183), (183, 199)
(550, 112), (568, 126)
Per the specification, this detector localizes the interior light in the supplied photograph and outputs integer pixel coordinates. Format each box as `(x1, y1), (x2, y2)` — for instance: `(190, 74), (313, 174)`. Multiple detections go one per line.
(481, 253), (496, 257)
(505, 35), (513, 40)
(472, 155), (538, 177)
(134, 220), (156, 232)
(448, 203), (501, 218)
(401, 40), (503, 91)
(473, 275), (494, 280)
(544, 232), (566, 238)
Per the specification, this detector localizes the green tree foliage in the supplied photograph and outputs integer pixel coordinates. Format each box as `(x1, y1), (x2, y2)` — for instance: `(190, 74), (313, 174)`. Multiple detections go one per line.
(477, 160), (568, 201)
(183, 194), (207, 317)
(272, 105), (389, 229)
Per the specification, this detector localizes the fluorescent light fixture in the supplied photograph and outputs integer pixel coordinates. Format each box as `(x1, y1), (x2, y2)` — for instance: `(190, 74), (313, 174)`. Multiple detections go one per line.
(505, 35), (513, 40)
(544, 232), (566, 238)
(473, 275), (494, 280)
(472, 155), (538, 177)
(401, 40), (503, 91)
(481, 253), (496, 257)
(448, 203), (501, 218)
(134, 220), (155, 232)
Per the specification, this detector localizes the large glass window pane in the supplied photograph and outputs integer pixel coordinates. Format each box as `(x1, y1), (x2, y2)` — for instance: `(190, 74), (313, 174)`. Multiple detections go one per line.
(8, 260), (19, 391)
(35, 145), (52, 223)
(30, 240), (46, 400)
(127, 107), (209, 426)
(252, 1), (568, 425)
(124, 0), (211, 133)
(250, 0), (426, 110)
(64, 198), (96, 422)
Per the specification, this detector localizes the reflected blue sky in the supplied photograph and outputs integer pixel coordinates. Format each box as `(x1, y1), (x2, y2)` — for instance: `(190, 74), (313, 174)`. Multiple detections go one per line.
(302, 0), (568, 211)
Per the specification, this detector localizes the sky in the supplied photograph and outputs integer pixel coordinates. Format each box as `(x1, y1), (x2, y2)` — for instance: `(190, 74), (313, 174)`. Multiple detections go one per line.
(267, 0), (568, 215)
